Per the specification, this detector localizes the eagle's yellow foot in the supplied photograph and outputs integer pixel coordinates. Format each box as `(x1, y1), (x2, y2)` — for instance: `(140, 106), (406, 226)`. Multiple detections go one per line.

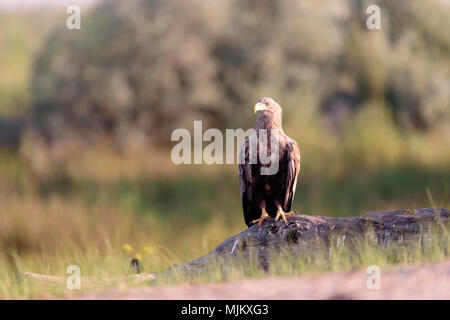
(275, 208), (295, 222)
(252, 209), (270, 228)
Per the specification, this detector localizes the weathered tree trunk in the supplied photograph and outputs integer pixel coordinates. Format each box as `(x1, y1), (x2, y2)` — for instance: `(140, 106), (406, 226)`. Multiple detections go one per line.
(162, 208), (449, 277)
(24, 208), (449, 285)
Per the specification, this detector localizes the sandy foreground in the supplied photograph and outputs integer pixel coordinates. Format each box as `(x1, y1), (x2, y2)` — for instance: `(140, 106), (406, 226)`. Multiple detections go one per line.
(72, 259), (450, 300)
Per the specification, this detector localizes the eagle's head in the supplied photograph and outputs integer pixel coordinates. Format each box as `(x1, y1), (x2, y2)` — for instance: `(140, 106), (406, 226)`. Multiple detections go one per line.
(254, 97), (281, 114)
(254, 97), (282, 129)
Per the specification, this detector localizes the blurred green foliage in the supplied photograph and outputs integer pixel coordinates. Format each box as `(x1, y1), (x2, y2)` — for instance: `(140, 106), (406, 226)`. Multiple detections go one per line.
(0, 14), (30, 116)
(0, 10), (61, 116)
(29, 0), (450, 146)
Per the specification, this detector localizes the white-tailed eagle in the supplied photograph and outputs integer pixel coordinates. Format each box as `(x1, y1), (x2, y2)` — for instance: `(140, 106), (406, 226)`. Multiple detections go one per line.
(239, 97), (300, 227)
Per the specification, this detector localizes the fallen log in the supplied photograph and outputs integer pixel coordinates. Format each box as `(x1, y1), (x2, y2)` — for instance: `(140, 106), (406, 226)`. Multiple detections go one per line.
(23, 272), (155, 288)
(24, 208), (449, 285)
(162, 208), (449, 277)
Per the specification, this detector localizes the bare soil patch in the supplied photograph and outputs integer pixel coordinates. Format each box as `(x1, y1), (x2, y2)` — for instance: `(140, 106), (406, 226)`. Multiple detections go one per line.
(74, 260), (450, 300)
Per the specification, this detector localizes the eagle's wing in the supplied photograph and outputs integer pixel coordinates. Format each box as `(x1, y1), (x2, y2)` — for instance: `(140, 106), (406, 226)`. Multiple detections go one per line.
(282, 138), (300, 212)
(238, 137), (255, 226)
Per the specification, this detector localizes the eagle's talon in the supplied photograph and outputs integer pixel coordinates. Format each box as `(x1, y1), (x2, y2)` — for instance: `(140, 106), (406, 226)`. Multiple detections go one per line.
(275, 210), (295, 223)
(252, 209), (270, 228)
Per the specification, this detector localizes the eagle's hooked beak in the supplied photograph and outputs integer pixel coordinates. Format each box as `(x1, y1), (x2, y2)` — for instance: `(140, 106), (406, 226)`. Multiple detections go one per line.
(254, 102), (268, 114)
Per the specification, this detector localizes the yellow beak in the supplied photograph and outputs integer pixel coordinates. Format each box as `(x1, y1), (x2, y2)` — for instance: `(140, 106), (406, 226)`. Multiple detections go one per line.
(254, 102), (268, 113)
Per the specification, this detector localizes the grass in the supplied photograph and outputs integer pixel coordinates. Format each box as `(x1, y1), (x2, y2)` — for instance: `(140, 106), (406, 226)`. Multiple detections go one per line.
(1, 224), (448, 298)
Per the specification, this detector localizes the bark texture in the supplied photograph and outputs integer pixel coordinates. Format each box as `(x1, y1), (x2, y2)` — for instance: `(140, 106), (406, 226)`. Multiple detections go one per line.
(163, 208), (449, 276)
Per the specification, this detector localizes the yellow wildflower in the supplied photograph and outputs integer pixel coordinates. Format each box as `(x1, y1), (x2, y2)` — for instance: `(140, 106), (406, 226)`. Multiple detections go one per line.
(142, 246), (155, 255)
(121, 243), (133, 253)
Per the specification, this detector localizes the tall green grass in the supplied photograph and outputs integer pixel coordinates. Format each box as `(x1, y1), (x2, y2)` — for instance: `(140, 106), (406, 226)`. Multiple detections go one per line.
(1, 224), (447, 298)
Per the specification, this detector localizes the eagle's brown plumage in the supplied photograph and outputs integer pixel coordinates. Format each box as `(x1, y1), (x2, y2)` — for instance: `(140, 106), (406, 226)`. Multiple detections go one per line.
(239, 97), (300, 227)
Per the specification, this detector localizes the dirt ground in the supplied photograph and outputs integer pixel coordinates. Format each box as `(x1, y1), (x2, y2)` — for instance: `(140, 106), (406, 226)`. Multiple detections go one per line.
(75, 259), (450, 300)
